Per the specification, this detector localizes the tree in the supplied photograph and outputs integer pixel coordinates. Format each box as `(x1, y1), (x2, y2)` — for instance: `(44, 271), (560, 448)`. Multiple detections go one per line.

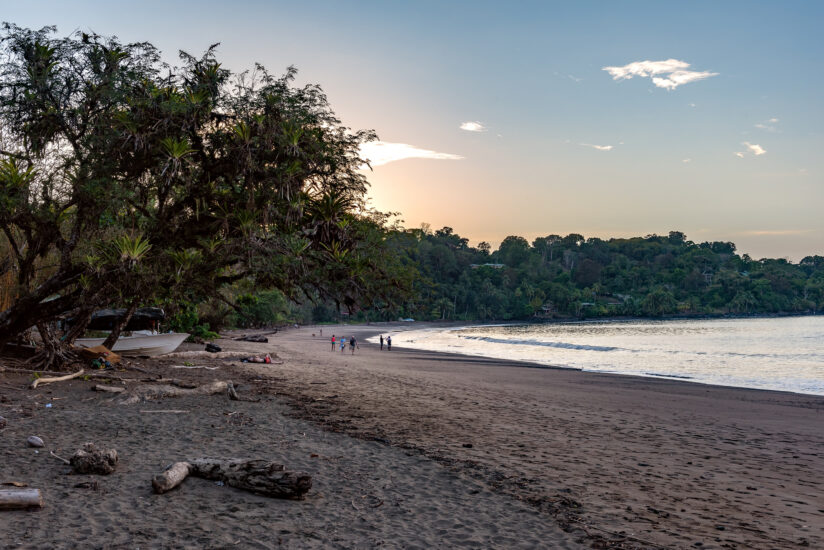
(0, 25), (408, 365)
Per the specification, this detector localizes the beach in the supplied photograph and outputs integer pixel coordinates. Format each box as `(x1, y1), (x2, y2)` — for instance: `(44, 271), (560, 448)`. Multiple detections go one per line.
(2, 323), (823, 549)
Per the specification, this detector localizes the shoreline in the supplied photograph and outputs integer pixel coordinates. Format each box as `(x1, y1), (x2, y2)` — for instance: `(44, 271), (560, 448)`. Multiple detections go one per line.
(353, 319), (824, 398)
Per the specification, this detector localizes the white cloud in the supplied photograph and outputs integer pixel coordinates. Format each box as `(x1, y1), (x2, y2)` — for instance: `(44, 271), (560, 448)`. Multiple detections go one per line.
(359, 141), (463, 167)
(734, 152), (745, 158)
(688, 103), (697, 108)
(459, 121), (487, 132)
(755, 117), (780, 132)
(580, 143), (613, 151)
(743, 142), (766, 156)
(682, 158), (692, 163)
(603, 59), (718, 90)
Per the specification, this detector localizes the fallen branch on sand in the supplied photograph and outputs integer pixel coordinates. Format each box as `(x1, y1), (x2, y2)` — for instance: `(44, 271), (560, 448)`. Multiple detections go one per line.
(171, 365), (220, 370)
(29, 369), (85, 389)
(119, 380), (231, 405)
(152, 458), (311, 499)
(92, 384), (125, 394)
(0, 488), (44, 510)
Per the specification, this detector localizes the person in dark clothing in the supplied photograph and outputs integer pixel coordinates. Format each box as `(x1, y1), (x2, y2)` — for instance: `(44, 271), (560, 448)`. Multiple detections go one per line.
(379, 335), (384, 350)
(386, 335), (391, 351)
(350, 336), (358, 354)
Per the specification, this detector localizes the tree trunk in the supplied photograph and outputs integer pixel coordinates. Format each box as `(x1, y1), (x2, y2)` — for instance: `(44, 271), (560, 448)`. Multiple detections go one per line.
(102, 300), (140, 350)
(0, 488), (43, 510)
(152, 459), (312, 499)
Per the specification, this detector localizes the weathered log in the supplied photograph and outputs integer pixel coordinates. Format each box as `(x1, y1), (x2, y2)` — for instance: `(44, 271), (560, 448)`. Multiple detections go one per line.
(190, 459), (312, 499)
(70, 443), (118, 475)
(92, 384), (125, 394)
(152, 459), (311, 499)
(152, 462), (191, 494)
(0, 488), (43, 510)
(235, 335), (268, 343)
(119, 380), (230, 405)
(29, 369), (85, 389)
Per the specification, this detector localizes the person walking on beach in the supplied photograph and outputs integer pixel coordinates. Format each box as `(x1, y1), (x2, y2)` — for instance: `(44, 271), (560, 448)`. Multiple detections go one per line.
(379, 334), (384, 350)
(386, 335), (392, 351)
(350, 336), (358, 354)
(331, 335), (335, 351)
(340, 337), (346, 353)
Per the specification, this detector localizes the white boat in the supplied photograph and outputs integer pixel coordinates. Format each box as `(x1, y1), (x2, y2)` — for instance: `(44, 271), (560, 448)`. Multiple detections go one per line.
(75, 332), (190, 357)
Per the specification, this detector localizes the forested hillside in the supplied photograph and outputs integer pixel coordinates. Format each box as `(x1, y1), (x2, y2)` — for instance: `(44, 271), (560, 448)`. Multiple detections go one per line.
(365, 227), (824, 322)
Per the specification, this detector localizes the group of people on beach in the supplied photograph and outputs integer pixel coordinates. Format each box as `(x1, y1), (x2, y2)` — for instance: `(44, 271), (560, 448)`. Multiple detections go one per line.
(327, 333), (391, 353)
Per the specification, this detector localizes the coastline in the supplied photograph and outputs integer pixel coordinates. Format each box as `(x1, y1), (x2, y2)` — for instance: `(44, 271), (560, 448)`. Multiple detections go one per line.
(373, 318), (824, 397)
(2, 323), (822, 549)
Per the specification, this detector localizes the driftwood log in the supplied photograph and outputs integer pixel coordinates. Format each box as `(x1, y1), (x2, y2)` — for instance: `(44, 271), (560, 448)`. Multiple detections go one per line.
(70, 443), (118, 475)
(92, 384), (125, 394)
(0, 488), (44, 510)
(152, 459), (311, 499)
(120, 380), (230, 405)
(29, 369), (85, 389)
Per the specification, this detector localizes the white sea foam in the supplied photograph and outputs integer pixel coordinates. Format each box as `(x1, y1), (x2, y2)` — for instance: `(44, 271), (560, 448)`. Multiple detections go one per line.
(372, 317), (824, 396)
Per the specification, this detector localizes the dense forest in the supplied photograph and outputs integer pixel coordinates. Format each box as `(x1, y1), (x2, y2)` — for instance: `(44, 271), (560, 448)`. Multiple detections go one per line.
(365, 227), (824, 322)
(224, 226), (824, 327)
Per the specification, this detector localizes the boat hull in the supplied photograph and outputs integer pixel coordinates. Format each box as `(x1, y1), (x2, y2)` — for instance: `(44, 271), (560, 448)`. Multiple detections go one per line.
(75, 333), (189, 357)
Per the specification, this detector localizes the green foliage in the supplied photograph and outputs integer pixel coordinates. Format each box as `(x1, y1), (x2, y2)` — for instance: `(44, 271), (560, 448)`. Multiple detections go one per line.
(364, 228), (824, 322)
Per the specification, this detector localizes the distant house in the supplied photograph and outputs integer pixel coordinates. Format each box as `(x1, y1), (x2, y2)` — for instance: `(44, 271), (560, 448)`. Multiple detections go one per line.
(469, 263), (505, 269)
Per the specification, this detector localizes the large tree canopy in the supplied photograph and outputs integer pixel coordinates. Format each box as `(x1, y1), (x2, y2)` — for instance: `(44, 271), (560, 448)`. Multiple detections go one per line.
(0, 24), (408, 362)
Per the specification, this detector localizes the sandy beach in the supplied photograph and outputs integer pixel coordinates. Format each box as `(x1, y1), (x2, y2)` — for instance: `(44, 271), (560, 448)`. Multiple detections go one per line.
(2, 323), (823, 549)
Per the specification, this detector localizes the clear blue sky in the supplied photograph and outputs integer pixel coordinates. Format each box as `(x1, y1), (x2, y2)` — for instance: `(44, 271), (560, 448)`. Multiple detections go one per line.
(4, 1), (823, 259)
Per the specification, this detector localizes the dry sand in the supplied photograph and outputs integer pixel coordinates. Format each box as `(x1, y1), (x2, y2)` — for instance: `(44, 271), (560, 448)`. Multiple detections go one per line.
(1, 322), (823, 549)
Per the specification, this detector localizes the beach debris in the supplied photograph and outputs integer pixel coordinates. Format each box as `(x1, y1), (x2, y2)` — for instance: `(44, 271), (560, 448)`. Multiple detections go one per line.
(139, 409), (189, 414)
(205, 343), (222, 353)
(27, 436), (44, 448)
(69, 442), (118, 475)
(76, 345), (121, 365)
(236, 335), (268, 343)
(171, 365), (220, 370)
(227, 383), (240, 401)
(29, 369), (85, 390)
(1, 482), (27, 487)
(240, 354), (272, 364)
(0, 416), (6, 429)
(92, 384), (125, 394)
(49, 451), (70, 465)
(0, 488), (44, 510)
(152, 458), (312, 499)
(119, 380), (232, 405)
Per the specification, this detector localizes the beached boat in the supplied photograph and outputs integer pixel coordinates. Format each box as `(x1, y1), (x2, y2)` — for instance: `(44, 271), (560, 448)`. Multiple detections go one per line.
(75, 332), (189, 357)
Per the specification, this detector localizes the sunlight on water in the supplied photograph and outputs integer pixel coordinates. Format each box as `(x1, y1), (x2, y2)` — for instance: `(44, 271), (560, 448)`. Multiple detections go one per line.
(376, 317), (824, 396)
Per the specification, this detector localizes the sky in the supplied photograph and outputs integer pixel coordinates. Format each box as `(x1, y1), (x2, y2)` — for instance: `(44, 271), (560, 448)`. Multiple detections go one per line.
(3, 1), (823, 260)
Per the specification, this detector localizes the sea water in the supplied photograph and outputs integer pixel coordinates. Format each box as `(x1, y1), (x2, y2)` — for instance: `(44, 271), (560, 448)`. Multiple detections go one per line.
(376, 317), (824, 396)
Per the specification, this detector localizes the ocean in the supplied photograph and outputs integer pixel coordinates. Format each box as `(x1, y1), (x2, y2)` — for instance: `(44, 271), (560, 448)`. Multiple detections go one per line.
(377, 316), (824, 396)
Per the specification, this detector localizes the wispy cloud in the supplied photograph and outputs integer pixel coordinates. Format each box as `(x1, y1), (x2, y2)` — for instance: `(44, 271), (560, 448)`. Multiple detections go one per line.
(359, 141), (463, 167)
(603, 59), (718, 90)
(682, 158), (692, 163)
(754, 117), (780, 132)
(580, 143), (613, 151)
(460, 121), (487, 132)
(734, 152), (745, 158)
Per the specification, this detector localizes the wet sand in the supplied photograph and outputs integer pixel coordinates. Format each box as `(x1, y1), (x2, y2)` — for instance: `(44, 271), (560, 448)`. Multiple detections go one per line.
(1, 322), (823, 549)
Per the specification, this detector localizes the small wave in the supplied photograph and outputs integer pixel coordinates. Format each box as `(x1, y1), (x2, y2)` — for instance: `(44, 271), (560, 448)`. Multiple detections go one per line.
(644, 372), (694, 380)
(459, 335), (622, 352)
